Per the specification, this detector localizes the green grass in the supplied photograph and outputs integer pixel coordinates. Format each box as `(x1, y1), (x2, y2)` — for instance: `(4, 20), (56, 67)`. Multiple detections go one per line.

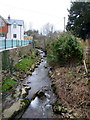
(2, 76), (17, 92)
(2, 50), (39, 92)
(15, 58), (33, 71)
(15, 51), (38, 72)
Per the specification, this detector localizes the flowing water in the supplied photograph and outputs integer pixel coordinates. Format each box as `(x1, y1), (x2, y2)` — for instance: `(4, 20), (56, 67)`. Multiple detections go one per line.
(21, 49), (56, 118)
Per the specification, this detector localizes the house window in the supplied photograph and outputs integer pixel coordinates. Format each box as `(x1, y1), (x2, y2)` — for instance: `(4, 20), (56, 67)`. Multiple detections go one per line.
(13, 34), (17, 38)
(0, 22), (5, 26)
(0, 34), (5, 37)
(13, 24), (17, 28)
(0, 18), (2, 22)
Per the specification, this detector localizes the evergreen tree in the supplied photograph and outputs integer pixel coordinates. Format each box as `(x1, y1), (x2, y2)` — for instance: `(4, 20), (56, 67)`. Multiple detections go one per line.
(66, 2), (90, 40)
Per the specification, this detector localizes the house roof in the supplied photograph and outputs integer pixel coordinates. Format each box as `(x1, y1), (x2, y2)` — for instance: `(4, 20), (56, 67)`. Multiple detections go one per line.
(0, 15), (8, 24)
(5, 19), (24, 26)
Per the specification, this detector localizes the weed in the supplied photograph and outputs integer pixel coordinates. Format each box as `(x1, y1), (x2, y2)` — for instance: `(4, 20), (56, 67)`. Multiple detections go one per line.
(2, 76), (17, 92)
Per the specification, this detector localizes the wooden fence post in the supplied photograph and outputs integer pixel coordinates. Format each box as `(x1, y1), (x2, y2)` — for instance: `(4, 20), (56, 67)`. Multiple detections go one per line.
(12, 39), (13, 48)
(85, 38), (90, 73)
(5, 39), (6, 49)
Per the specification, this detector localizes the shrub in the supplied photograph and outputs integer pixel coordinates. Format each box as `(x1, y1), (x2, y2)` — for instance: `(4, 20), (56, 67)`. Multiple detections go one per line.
(47, 32), (84, 66)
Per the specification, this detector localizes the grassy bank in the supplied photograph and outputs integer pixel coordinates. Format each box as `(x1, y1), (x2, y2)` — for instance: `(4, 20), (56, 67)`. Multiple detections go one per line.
(2, 49), (40, 92)
(2, 76), (17, 92)
(15, 50), (38, 72)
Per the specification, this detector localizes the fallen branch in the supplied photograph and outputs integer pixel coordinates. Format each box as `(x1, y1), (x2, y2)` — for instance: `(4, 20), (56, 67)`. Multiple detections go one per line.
(83, 60), (88, 73)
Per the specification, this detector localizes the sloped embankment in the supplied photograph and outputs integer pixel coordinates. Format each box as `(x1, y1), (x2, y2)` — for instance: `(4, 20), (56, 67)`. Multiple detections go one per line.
(49, 66), (90, 118)
(2, 49), (41, 119)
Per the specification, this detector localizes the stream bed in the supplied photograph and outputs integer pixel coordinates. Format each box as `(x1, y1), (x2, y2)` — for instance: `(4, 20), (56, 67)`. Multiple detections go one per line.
(21, 49), (56, 118)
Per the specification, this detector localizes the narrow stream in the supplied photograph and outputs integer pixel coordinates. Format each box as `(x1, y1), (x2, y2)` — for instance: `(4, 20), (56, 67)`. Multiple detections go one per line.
(21, 49), (56, 118)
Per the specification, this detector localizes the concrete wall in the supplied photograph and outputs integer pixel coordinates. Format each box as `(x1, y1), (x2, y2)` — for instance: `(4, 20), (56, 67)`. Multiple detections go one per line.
(0, 52), (2, 82)
(0, 43), (33, 119)
(0, 51), (2, 120)
(1, 44), (33, 71)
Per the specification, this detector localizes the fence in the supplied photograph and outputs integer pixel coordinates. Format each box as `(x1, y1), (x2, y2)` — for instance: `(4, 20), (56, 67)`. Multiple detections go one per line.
(0, 39), (33, 50)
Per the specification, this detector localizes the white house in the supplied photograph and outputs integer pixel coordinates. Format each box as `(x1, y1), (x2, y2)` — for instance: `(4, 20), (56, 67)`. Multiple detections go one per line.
(0, 15), (24, 40)
(6, 16), (24, 40)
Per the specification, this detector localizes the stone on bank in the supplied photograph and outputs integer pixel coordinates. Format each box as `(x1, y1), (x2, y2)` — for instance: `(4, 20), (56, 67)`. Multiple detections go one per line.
(2, 98), (30, 119)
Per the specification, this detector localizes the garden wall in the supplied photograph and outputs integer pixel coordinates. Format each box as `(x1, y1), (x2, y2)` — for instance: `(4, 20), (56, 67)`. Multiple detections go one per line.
(0, 52), (2, 82)
(1, 44), (33, 72)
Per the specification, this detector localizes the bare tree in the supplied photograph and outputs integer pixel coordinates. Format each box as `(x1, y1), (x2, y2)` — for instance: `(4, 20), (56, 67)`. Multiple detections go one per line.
(41, 23), (55, 36)
(29, 22), (33, 30)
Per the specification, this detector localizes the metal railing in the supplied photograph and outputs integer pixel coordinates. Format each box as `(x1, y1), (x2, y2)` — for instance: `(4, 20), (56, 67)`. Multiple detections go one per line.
(0, 39), (33, 50)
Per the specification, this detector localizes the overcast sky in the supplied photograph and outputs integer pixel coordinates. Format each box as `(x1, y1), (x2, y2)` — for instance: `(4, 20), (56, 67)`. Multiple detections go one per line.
(0, 0), (71, 32)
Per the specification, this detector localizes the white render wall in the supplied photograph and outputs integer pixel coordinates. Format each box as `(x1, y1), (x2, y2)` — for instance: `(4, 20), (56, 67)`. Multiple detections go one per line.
(7, 24), (24, 40)
(7, 25), (11, 39)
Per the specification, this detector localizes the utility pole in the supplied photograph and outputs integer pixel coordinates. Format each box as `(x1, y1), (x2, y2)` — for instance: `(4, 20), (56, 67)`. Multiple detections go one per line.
(64, 17), (66, 32)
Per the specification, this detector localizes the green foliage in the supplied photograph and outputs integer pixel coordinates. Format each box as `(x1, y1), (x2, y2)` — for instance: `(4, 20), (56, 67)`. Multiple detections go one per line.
(2, 76), (17, 92)
(66, 2), (90, 40)
(47, 32), (84, 66)
(23, 54), (30, 59)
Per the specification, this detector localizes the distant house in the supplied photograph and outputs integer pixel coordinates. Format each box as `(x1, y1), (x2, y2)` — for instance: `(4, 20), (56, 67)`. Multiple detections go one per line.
(24, 34), (33, 40)
(0, 15), (24, 40)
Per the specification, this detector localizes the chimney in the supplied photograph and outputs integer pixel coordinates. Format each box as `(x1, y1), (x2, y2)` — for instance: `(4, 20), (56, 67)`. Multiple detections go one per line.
(8, 15), (10, 20)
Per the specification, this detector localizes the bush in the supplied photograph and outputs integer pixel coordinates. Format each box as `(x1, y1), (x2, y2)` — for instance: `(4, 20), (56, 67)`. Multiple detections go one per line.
(47, 32), (84, 66)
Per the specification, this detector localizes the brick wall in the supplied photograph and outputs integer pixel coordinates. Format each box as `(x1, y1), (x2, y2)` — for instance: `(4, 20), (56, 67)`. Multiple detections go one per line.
(0, 20), (8, 32)
(0, 17), (8, 38)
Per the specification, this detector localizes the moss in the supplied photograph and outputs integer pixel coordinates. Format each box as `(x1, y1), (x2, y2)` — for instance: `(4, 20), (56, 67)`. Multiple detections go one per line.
(23, 98), (30, 106)
(22, 93), (27, 98)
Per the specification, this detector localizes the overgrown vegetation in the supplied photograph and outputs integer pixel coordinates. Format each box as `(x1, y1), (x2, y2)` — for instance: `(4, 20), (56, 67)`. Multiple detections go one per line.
(2, 49), (39, 92)
(15, 50), (38, 71)
(2, 76), (17, 92)
(47, 32), (84, 66)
